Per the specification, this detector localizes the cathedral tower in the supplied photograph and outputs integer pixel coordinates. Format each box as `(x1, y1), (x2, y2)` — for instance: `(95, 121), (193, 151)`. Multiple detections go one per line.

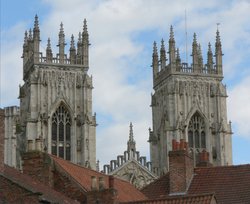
(149, 27), (232, 176)
(18, 16), (96, 169)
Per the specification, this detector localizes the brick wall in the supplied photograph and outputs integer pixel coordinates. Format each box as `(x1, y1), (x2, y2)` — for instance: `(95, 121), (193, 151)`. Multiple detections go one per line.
(53, 167), (86, 203)
(0, 109), (4, 173)
(22, 152), (86, 203)
(169, 139), (193, 194)
(86, 188), (118, 204)
(22, 151), (54, 187)
(0, 175), (40, 203)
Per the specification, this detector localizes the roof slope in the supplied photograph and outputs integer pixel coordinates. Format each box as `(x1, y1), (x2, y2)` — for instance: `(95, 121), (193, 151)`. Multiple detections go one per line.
(50, 155), (147, 202)
(2, 165), (79, 204)
(141, 164), (250, 204)
(121, 193), (217, 204)
(188, 164), (250, 204)
(141, 172), (170, 199)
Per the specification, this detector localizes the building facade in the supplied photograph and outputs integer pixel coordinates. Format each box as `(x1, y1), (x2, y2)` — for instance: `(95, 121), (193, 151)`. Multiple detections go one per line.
(5, 16), (97, 169)
(149, 26), (232, 176)
(103, 123), (156, 189)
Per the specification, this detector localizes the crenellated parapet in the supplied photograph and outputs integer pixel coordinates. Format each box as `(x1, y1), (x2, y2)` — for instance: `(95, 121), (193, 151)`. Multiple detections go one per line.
(152, 26), (223, 88)
(22, 15), (90, 81)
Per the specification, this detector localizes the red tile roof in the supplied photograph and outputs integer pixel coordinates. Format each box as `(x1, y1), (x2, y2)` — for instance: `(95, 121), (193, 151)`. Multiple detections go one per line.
(121, 193), (216, 204)
(2, 165), (79, 204)
(142, 164), (250, 204)
(50, 154), (147, 202)
(188, 164), (250, 204)
(141, 173), (170, 199)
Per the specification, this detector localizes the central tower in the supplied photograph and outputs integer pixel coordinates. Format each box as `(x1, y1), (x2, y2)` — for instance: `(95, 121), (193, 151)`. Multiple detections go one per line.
(18, 16), (96, 169)
(149, 26), (232, 176)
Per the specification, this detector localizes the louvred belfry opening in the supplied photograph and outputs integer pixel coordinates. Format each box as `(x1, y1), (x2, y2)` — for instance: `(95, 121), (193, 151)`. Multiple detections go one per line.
(51, 104), (71, 160)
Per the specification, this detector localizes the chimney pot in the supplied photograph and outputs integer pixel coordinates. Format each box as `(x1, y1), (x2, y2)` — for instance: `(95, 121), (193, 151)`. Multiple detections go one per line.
(176, 142), (180, 150)
(180, 139), (185, 150)
(172, 139), (177, 150)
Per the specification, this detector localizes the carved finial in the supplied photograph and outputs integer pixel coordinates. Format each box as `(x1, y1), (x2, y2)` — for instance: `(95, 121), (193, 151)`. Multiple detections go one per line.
(160, 39), (166, 69)
(193, 33), (197, 44)
(161, 39), (165, 50)
(78, 32), (82, 43)
(170, 25), (175, 41)
(58, 22), (65, 45)
(83, 18), (88, 33)
(152, 41), (159, 77)
(58, 22), (66, 63)
(47, 38), (51, 50)
(28, 29), (33, 40)
(207, 42), (213, 70)
(70, 34), (75, 49)
(215, 27), (223, 75)
(216, 28), (221, 47)
(34, 14), (39, 30)
(127, 122), (136, 154)
(46, 38), (53, 63)
(129, 122), (134, 142)
(153, 41), (158, 55)
(198, 43), (203, 66)
(24, 31), (28, 44)
(169, 25), (176, 66)
(208, 42), (212, 53)
(176, 48), (181, 62)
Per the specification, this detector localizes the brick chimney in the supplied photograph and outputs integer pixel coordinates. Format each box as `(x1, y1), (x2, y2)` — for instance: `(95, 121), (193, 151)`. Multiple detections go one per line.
(169, 139), (194, 195)
(197, 149), (212, 167)
(87, 175), (118, 204)
(0, 109), (5, 173)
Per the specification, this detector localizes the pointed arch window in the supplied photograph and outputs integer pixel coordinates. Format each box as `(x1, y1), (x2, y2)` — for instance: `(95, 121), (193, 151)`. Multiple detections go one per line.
(51, 104), (71, 160)
(188, 112), (206, 163)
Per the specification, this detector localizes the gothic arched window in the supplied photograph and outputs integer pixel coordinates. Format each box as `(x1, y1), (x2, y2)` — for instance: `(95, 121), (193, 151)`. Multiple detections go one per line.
(51, 104), (71, 160)
(188, 112), (206, 150)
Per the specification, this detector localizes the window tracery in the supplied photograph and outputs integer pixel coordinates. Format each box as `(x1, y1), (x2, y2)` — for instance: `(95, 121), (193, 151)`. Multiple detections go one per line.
(51, 104), (71, 160)
(188, 112), (206, 163)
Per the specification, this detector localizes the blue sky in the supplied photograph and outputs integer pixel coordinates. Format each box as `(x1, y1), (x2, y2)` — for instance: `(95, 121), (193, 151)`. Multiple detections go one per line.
(1, 0), (250, 167)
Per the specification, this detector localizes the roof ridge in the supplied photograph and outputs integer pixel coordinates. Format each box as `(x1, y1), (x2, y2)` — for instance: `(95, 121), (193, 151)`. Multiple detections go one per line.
(195, 163), (250, 171)
(50, 154), (141, 189)
(49, 154), (107, 176)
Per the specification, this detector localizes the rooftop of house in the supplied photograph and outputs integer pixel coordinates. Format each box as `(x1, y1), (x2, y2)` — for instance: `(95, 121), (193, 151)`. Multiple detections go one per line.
(121, 193), (217, 204)
(50, 154), (148, 202)
(1, 164), (79, 203)
(141, 164), (250, 204)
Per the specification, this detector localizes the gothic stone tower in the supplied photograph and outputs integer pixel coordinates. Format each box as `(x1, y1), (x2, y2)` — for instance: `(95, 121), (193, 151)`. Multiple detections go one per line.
(18, 16), (96, 169)
(149, 26), (232, 176)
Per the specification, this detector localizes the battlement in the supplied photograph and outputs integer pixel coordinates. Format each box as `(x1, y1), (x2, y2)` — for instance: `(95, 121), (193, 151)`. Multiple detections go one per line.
(22, 15), (89, 80)
(152, 26), (223, 88)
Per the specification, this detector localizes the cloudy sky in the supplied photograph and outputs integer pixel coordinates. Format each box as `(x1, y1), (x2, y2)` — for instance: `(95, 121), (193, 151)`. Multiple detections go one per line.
(1, 0), (250, 167)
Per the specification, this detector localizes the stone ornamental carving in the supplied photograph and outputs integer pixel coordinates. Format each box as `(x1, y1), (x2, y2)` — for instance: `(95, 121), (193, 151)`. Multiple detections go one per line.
(149, 26), (232, 176)
(5, 16), (97, 170)
(102, 123), (157, 189)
